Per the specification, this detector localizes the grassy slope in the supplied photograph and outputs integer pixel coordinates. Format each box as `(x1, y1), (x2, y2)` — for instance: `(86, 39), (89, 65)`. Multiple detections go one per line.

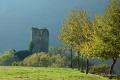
(0, 66), (108, 80)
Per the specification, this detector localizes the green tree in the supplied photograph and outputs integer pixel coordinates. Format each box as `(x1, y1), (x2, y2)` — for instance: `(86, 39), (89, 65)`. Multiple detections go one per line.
(60, 0), (120, 76)
(22, 53), (50, 67)
(93, 0), (120, 76)
(0, 49), (16, 66)
(59, 10), (93, 73)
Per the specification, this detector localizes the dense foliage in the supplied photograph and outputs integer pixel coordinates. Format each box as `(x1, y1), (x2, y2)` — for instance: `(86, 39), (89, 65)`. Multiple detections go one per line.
(0, 48), (91, 69)
(59, 10), (93, 55)
(59, 0), (120, 76)
(93, 0), (120, 75)
(89, 64), (111, 75)
(15, 50), (32, 61)
(0, 49), (16, 65)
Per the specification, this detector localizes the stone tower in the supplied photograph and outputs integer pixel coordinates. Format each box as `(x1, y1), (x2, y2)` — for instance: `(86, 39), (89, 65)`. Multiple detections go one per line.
(31, 27), (49, 53)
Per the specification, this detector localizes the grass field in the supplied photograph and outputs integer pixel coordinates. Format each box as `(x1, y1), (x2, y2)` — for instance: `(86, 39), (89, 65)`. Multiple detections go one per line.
(0, 66), (108, 80)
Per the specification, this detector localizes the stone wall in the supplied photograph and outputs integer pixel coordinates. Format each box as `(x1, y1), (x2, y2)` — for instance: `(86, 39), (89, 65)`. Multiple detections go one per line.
(31, 27), (49, 53)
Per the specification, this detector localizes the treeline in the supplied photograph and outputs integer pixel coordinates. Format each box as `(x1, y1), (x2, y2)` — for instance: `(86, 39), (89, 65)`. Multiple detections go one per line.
(0, 49), (112, 76)
(59, 0), (120, 78)
(0, 48), (88, 68)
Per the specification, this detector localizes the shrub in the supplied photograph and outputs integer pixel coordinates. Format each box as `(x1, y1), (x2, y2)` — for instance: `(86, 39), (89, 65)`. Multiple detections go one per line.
(0, 49), (16, 66)
(22, 53), (50, 67)
(50, 54), (66, 67)
(19, 52), (67, 67)
(15, 50), (32, 61)
(89, 64), (111, 75)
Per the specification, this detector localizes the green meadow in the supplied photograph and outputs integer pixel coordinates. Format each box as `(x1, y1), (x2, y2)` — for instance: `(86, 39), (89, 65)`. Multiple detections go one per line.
(0, 66), (108, 80)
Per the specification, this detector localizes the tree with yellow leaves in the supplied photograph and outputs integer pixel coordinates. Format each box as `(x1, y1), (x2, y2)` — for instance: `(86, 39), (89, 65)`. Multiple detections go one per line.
(59, 10), (94, 73)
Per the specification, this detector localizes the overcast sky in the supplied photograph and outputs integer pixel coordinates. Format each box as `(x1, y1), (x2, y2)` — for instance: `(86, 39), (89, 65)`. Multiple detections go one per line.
(0, 0), (109, 52)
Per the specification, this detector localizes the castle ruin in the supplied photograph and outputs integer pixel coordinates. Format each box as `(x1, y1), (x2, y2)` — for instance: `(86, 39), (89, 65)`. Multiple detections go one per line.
(30, 27), (49, 53)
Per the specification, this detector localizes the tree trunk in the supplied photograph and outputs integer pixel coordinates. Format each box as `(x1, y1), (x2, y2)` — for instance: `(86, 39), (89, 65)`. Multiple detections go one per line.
(86, 58), (89, 74)
(70, 48), (73, 68)
(81, 55), (84, 72)
(77, 51), (80, 70)
(109, 57), (117, 79)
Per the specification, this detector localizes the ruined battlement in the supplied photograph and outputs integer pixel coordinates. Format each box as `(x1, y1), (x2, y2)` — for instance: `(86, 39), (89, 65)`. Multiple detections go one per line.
(31, 27), (49, 53)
